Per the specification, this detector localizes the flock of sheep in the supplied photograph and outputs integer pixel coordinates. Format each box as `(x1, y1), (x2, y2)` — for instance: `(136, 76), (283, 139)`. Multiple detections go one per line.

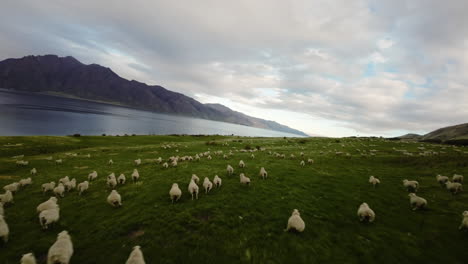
(0, 139), (467, 263)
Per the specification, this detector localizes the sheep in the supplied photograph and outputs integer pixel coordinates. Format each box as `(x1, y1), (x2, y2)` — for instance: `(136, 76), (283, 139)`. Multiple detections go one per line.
(223, 154), (228, 159)
(156, 157), (162, 164)
(39, 208), (60, 229)
(77, 181), (89, 195)
(436, 174), (449, 185)
(402, 179), (419, 192)
(300, 160), (305, 167)
(134, 158), (141, 166)
(195, 154), (200, 161)
(408, 193), (427, 210)
(445, 181), (463, 195)
(453, 174), (464, 183)
(213, 175), (222, 188)
(53, 183), (65, 197)
(16, 160), (29, 166)
(207, 155), (212, 160)
(162, 162), (169, 169)
(203, 177), (213, 194)
(459, 211), (468, 230)
(307, 159), (314, 164)
(368, 176), (380, 187)
(19, 177), (32, 187)
(239, 160), (245, 168)
(0, 215), (9, 242)
(37, 197), (58, 213)
(171, 160), (178, 167)
(284, 209), (305, 232)
(3, 182), (20, 193)
(188, 179), (199, 200)
(259, 167), (268, 179)
(30, 168), (37, 175)
(55, 159), (62, 165)
(108, 159), (114, 165)
(126, 245), (146, 264)
(20, 252), (37, 264)
(64, 178), (76, 192)
(227, 165), (234, 175)
(191, 174), (200, 184)
(169, 183), (182, 203)
(88, 171), (98, 181)
(42, 182), (56, 194)
(132, 169), (140, 183)
(47, 230), (73, 264)
(0, 190), (14, 204)
(250, 154), (255, 159)
(107, 190), (122, 207)
(239, 173), (251, 185)
(107, 174), (117, 189)
(59, 176), (70, 185)
(290, 154), (296, 159)
(357, 203), (375, 223)
(118, 174), (126, 185)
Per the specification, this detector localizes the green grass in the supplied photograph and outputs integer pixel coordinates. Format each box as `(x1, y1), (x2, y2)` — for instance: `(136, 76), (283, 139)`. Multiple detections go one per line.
(0, 135), (467, 263)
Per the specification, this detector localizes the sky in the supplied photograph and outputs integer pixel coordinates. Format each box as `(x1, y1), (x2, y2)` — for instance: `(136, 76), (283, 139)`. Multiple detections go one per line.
(1, 0), (467, 137)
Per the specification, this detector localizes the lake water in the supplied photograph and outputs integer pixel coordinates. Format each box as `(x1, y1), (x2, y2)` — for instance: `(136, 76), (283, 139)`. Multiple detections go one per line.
(0, 89), (303, 137)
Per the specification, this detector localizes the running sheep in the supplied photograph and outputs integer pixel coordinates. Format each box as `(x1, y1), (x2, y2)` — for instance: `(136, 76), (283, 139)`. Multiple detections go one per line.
(188, 179), (199, 200)
(459, 211), (468, 230)
(403, 179), (419, 192)
(37, 197), (58, 213)
(436, 174), (449, 185)
(369, 176), (380, 187)
(240, 173), (251, 185)
(169, 183), (182, 203)
(445, 181), (463, 195)
(357, 203), (375, 223)
(0, 215), (9, 242)
(118, 174), (126, 185)
(77, 181), (89, 195)
(19, 177), (32, 187)
(162, 162), (169, 169)
(47, 230), (73, 264)
(126, 245), (146, 264)
(213, 175), (222, 188)
(88, 171), (98, 181)
(55, 159), (62, 165)
(132, 169), (140, 183)
(107, 173), (117, 189)
(20, 252), (37, 264)
(3, 182), (20, 193)
(134, 158), (141, 166)
(300, 160), (305, 167)
(259, 167), (268, 179)
(30, 168), (37, 175)
(0, 191), (13, 204)
(39, 207), (60, 229)
(239, 160), (245, 168)
(64, 178), (76, 192)
(307, 159), (314, 164)
(53, 183), (65, 197)
(191, 174), (200, 184)
(203, 177), (213, 194)
(227, 165), (234, 175)
(42, 182), (56, 194)
(408, 193), (427, 210)
(107, 190), (122, 207)
(108, 159), (114, 165)
(453, 174), (464, 183)
(284, 209), (305, 232)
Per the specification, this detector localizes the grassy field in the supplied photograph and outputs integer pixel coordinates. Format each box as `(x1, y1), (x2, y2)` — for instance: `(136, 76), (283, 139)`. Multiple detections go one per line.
(0, 135), (467, 264)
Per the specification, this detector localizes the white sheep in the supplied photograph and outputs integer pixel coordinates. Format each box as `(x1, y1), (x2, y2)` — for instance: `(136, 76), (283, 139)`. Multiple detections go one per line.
(259, 167), (268, 179)
(64, 178), (76, 192)
(408, 193), (427, 210)
(42, 182), (56, 194)
(107, 190), (122, 207)
(307, 159), (314, 164)
(207, 155), (212, 160)
(169, 183), (182, 203)
(203, 177), (213, 194)
(134, 158), (141, 166)
(3, 182), (20, 193)
(251, 154), (255, 159)
(188, 179), (199, 200)
(459, 211), (468, 230)
(126, 245), (146, 264)
(445, 181), (463, 194)
(0, 215), (9, 242)
(156, 157), (162, 164)
(20, 252), (37, 264)
(107, 174), (117, 189)
(0, 190), (14, 204)
(227, 165), (234, 175)
(77, 181), (89, 195)
(368, 176), (380, 187)
(118, 174), (126, 185)
(453, 174), (464, 183)
(132, 169), (140, 183)
(357, 203), (375, 222)
(19, 177), (32, 187)
(30, 168), (37, 175)
(39, 208), (60, 229)
(239, 160), (245, 168)
(88, 171), (98, 181)
(47, 230), (73, 264)
(108, 159), (114, 165)
(300, 160), (305, 167)
(436, 174), (449, 185)
(213, 175), (222, 188)
(55, 159), (62, 165)
(37, 197), (58, 213)
(239, 173), (251, 185)
(171, 160), (178, 167)
(402, 179), (419, 192)
(284, 209), (305, 232)
(191, 174), (200, 184)
(53, 183), (65, 197)
(59, 176), (70, 185)
(162, 162), (169, 169)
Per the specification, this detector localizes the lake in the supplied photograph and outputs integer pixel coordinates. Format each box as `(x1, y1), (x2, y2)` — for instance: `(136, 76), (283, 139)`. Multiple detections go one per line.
(0, 89), (303, 137)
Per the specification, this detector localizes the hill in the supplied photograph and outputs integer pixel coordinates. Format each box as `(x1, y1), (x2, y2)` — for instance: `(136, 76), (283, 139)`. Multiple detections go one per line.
(421, 123), (468, 142)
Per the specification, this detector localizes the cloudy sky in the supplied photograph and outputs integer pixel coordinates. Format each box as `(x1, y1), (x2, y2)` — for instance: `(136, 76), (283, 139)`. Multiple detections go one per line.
(1, 0), (467, 137)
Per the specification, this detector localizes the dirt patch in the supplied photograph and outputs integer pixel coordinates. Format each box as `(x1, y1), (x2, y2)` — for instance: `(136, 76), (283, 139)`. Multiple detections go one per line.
(74, 166), (89, 170)
(0, 175), (19, 180)
(128, 229), (145, 239)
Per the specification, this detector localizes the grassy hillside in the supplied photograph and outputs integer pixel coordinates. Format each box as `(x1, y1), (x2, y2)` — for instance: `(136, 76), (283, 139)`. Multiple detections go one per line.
(0, 135), (467, 263)
(421, 123), (468, 142)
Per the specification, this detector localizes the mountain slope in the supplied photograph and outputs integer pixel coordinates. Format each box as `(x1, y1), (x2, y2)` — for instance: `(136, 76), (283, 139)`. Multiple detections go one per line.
(0, 55), (308, 136)
(421, 123), (468, 141)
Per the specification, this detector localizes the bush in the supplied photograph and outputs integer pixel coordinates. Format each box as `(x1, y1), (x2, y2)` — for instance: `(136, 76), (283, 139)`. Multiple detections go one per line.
(73, 134), (81, 137)
(102, 133), (106, 137)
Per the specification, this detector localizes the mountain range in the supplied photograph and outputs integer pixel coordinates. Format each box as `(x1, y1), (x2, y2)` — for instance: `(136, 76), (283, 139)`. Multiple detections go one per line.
(0, 55), (308, 136)
(396, 123), (468, 145)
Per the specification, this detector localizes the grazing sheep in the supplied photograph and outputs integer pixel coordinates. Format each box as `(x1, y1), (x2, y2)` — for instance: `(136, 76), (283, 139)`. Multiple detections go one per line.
(203, 177), (213, 194)
(47, 230), (73, 264)
(118, 174), (126, 185)
(188, 179), (199, 200)
(37, 197), (58, 213)
(239, 160), (245, 168)
(213, 175), (222, 188)
(59, 176), (70, 185)
(126, 245), (146, 264)
(162, 162), (169, 169)
(307, 159), (314, 164)
(42, 182), (56, 194)
(131, 169), (140, 183)
(20, 252), (37, 264)
(3, 182), (20, 193)
(227, 165), (234, 175)
(300, 160), (305, 167)
(77, 181), (89, 195)
(19, 177), (32, 187)
(55, 159), (62, 165)
(107, 174), (117, 189)
(408, 193), (427, 210)
(169, 183), (182, 203)
(453, 174), (464, 183)
(30, 168), (37, 175)
(284, 209), (305, 232)
(239, 173), (251, 185)
(436, 174), (449, 185)
(53, 183), (65, 198)
(64, 178), (76, 192)
(16, 160), (29, 166)
(403, 179), (419, 192)
(88, 171), (98, 181)
(368, 176), (380, 187)
(171, 160), (178, 167)
(191, 174), (200, 184)
(134, 158), (141, 166)
(0, 215), (9, 242)
(207, 155), (212, 160)
(108, 159), (114, 165)
(459, 211), (468, 230)
(0, 190), (13, 204)
(39, 208), (60, 229)
(357, 203), (375, 223)
(290, 154), (296, 159)
(445, 181), (463, 195)
(259, 167), (268, 179)
(107, 190), (122, 207)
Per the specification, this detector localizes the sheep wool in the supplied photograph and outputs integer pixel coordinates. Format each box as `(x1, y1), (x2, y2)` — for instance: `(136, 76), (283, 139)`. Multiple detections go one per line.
(402, 179), (419, 192)
(191, 174), (200, 184)
(134, 158), (141, 166)
(39, 208), (60, 229)
(285, 209), (305, 232)
(213, 175), (222, 188)
(459, 211), (468, 230)
(3, 182), (20, 193)
(162, 162), (169, 168)
(118, 174), (126, 185)
(132, 169), (140, 182)
(445, 181), (463, 195)
(108, 159), (114, 165)
(126, 245), (146, 264)
(0, 190), (14, 204)
(53, 183), (65, 198)
(188, 179), (199, 200)
(227, 165), (234, 176)
(77, 181), (89, 195)
(20, 252), (37, 264)
(37, 197), (58, 213)
(30, 168), (37, 175)
(88, 171), (98, 181)
(453, 174), (464, 183)
(203, 177), (213, 194)
(19, 177), (32, 187)
(169, 183), (182, 203)
(0, 203), (3, 216)
(368, 176), (380, 187)
(47, 230), (73, 264)
(42, 182), (56, 193)
(107, 174), (117, 189)
(357, 203), (375, 223)
(55, 159), (62, 165)
(300, 160), (305, 167)
(107, 190), (122, 207)
(408, 193), (427, 210)
(0, 215), (9, 242)
(436, 174), (449, 185)
(307, 159), (314, 164)
(259, 167), (268, 179)
(239, 173), (251, 185)
(239, 160), (245, 168)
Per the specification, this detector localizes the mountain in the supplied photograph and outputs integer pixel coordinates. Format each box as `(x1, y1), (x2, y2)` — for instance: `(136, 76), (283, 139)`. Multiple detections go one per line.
(420, 123), (468, 142)
(0, 55), (308, 136)
(395, 133), (422, 140)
